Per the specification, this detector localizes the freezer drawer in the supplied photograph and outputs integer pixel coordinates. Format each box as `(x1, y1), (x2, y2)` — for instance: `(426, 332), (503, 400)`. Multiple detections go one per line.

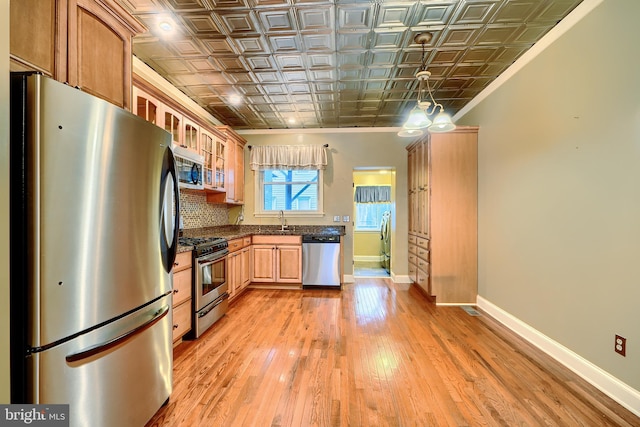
(302, 235), (341, 288)
(28, 297), (173, 427)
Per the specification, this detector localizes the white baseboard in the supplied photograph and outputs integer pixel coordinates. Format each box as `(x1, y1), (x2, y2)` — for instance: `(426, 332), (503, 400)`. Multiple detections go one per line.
(343, 274), (355, 283)
(353, 255), (383, 262)
(392, 274), (412, 284)
(476, 296), (640, 417)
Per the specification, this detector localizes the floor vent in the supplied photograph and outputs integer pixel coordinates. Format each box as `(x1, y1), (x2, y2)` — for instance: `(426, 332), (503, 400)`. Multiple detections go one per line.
(461, 306), (481, 316)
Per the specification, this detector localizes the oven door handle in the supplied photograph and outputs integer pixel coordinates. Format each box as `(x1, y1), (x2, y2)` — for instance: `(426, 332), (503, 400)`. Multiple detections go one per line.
(197, 250), (229, 265)
(198, 293), (229, 318)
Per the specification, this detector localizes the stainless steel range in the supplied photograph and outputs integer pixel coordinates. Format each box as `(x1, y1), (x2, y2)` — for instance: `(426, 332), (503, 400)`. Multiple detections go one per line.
(180, 236), (229, 338)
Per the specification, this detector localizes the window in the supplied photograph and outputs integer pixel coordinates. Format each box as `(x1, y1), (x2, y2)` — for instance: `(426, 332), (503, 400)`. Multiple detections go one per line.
(355, 203), (391, 231)
(256, 169), (323, 215)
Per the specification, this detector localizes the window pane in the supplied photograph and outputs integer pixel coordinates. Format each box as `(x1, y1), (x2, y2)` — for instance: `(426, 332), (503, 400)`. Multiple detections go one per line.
(261, 169), (319, 212)
(355, 203), (391, 231)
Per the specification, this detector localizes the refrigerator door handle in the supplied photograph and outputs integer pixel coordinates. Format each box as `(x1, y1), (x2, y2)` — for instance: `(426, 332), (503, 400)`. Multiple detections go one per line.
(65, 305), (170, 363)
(160, 146), (180, 273)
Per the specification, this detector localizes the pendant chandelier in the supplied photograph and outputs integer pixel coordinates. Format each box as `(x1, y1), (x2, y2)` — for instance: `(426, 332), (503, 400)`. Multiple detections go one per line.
(398, 32), (456, 137)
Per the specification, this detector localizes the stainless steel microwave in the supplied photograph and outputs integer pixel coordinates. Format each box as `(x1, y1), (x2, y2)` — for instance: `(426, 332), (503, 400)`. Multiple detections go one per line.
(172, 145), (204, 190)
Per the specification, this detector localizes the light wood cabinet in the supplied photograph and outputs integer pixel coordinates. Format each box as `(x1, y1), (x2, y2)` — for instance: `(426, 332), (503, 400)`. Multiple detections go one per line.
(208, 126), (246, 205)
(162, 104), (183, 147)
(227, 237), (252, 299)
(172, 251), (193, 344)
(10, 0), (144, 110)
(251, 235), (302, 284)
(133, 87), (160, 125)
(406, 127), (478, 304)
(183, 118), (200, 154)
(201, 128), (227, 192)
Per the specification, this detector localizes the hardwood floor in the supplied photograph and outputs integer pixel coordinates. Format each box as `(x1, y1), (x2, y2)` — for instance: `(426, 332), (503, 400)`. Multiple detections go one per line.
(147, 279), (639, 426)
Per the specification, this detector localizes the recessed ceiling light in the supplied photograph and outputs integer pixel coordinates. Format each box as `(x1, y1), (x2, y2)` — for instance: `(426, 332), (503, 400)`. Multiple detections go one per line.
(229, 94), (242, 105)
(158, 21), (173, 32)
(288, 118), (296, 124)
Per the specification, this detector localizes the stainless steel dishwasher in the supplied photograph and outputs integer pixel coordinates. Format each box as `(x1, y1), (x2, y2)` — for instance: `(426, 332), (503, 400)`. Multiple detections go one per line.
(302, 235), (341, 288)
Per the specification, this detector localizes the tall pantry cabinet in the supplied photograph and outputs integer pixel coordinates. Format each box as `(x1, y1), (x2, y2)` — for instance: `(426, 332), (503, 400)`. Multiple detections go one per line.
(407, 127), (478, 305)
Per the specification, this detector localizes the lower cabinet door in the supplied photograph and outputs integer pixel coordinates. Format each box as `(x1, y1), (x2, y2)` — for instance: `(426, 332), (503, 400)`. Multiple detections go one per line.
(172, 300), (191, 342)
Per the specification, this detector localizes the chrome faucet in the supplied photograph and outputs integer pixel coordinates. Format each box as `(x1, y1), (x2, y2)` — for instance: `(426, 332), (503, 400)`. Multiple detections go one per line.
(278, 210), (288, 231)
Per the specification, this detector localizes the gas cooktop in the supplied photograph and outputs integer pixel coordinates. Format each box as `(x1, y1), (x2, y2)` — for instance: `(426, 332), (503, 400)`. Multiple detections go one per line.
(178, 236), (228, 257)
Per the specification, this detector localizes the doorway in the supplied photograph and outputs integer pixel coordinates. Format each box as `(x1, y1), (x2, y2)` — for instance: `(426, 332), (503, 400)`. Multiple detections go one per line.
(352, 168), (394, 278)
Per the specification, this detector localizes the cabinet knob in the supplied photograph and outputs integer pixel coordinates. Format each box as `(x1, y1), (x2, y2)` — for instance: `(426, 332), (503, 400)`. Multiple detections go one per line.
(173, 324), (179, 329)
(173, 289), (179, 294)
(174, 262), (179, 266)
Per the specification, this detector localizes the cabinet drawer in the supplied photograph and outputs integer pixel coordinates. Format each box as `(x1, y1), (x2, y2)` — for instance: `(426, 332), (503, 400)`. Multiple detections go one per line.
(416, 237), (429, 250)
(252, 235), (301, 245)
(417, 258), (429, 271)
(172, 300), (191, 342)
(173, 251), (192, 272)
(408, 234), (417, 245)
(417, 268), (430, 294)
(417, 247), (429, 261)
(408, 243), (417, 256)
(173, 268), (192, 306)
(242, 237), (251, 247)
(408, 254), (417, 266)
(228, 238), (243, 252)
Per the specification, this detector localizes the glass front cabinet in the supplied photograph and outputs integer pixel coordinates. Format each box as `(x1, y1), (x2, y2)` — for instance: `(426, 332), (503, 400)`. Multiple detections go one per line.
(201, 128), (227, 192)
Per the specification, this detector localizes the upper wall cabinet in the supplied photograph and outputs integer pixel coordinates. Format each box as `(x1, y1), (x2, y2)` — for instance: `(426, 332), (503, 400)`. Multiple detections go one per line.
(207, 126), (246, 205)
(133, 86), (160, 125)
(10, 0), (144, 110)
(201, 128), (227, 192)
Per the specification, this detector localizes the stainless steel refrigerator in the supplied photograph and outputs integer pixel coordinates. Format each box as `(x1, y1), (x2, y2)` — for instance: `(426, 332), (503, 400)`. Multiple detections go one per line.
(9, 73), (179, 426)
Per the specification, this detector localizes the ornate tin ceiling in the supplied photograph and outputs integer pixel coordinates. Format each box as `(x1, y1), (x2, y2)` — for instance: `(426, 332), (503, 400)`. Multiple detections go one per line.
(119, 0), (583, 129)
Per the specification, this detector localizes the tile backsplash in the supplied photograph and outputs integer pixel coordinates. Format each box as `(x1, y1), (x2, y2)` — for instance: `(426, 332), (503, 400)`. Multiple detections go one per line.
(179, 190), (228, 229)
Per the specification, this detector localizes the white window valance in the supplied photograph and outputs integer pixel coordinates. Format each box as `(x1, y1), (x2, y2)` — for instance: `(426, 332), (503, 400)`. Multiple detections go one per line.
(250, 145), (328, 171)
(354, 186), (391, 203)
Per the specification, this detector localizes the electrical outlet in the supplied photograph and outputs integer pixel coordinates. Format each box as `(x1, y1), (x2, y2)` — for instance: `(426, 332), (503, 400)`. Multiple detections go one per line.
(615, 335), (626, 356)
(343, 215), (350, 222)
(333, 215), (341, 222)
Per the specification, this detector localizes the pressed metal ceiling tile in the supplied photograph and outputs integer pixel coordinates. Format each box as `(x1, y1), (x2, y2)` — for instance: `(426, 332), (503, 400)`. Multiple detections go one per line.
(298, 7), (333, 31)
(376, 4), (415, 28)
(187, 58), (218, 72)
(181, 13), (222, 34)
(282, 70), (308, 81)
(412, 3), (457, 26)
(269, 35), (302, 52)
(258, 9), (296, 32)
(232, 35), (270, 53)
(276, 54), (305, 68)
(200, 37), (238, 54)
(337, 6), (372, 30)
(451, 1), (499, 25)
(216, 11), (259, 33)
(475, 24), (520, 45)
(213, 56), (249, 71)
(492, 0), (539, 23)
(371, 29), (406, 49)
(302, 33), (334, 51)
(163, 0), (213, 10)
(124, 0), (584, 129)
(337, 32), (370, 51)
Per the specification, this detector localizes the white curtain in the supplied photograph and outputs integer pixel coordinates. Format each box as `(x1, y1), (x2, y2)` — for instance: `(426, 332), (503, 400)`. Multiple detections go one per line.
(354, 186), (391, 203)
(249, 145), (328, 171)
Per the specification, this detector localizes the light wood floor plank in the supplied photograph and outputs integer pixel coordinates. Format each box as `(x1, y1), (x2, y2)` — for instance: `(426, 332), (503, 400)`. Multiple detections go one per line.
(147, 279), (640, 426)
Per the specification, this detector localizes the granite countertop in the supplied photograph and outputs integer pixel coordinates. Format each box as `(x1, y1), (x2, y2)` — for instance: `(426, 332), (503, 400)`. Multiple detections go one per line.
(178, 224), (345, 253)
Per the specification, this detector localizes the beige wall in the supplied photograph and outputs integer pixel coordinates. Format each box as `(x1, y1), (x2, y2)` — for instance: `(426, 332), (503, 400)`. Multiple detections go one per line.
(457, 0), (640, 392)
(353, 170), (393, 258)
(238, 131), (408, 277)
(1, 0), (10, 403)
